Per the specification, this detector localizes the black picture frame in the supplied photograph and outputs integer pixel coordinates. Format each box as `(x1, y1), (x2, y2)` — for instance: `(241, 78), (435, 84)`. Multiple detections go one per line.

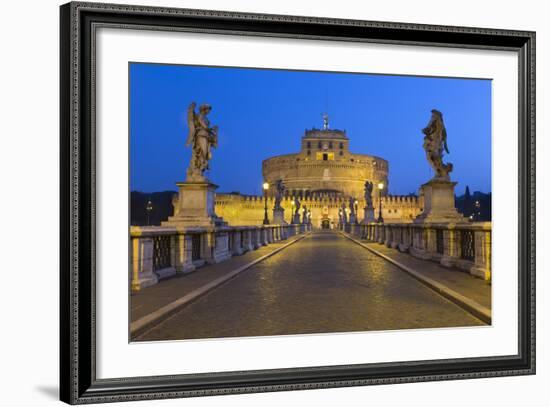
(60, 2), (536, 404)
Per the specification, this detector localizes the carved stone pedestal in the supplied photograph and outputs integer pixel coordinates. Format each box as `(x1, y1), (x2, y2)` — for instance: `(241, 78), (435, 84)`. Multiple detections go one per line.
(362, 206), (376, 224)
(292, 213), (301, 224)
(162, 181), (227, 228)
(414, 179), (464, 224)
(272, 208), (287, 225)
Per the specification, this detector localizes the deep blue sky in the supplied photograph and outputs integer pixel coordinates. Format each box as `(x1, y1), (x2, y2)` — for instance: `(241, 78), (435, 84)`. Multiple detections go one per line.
(130, 63), (491, 196)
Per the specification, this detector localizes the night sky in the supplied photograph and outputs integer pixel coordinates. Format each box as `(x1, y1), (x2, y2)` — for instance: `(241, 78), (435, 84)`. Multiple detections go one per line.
(130, 63), (491, 196)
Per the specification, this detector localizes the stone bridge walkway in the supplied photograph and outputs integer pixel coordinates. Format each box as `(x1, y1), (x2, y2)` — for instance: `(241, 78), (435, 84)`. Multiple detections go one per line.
(133, 230), (488, 341)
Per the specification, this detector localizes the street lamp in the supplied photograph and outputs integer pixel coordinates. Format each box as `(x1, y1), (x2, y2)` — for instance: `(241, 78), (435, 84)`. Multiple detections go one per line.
(146, 199), (153, 226)
(262, 182), (270, 225)
(377, 182), (384, 223)
(354, 199), (359, 224)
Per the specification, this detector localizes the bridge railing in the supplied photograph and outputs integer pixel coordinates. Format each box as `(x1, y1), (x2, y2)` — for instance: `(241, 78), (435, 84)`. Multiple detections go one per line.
(130, 223), (311, 292)
(356, 222), (491, 281)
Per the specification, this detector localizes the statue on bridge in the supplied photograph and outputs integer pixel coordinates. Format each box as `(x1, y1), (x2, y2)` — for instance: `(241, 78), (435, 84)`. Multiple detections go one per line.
(364, 181), (374, 209)
(292, 198), (302, 224)
(349, 197), (356, 216)
(186, 102), (218, 182)
(414, 109), (463, 224)
(162, 102), (226, 228)
(302, 205), (308, 224)
(294, 198), (301, 215)
(362, 181), (376, 223)
(274, 179), (285, 210)
(422, 109), (453, 181)
(341, 202), (348, 224)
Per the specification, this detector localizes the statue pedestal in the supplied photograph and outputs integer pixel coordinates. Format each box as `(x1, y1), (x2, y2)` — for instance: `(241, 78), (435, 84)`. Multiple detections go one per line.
(292, 213), (301, 224)
(362, 206), (376, 224)
(414, 179), (464, 224)
(162, 181), (227, 228)
(349, 213), (358, 225)
(272, 208), (287, 225)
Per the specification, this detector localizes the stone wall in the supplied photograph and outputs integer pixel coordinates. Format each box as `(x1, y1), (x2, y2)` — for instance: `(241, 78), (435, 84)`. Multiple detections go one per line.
(214, 193), (423, 227)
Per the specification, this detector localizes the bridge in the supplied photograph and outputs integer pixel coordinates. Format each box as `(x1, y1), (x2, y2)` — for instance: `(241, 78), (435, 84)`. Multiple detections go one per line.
(130, 223), (491, 341)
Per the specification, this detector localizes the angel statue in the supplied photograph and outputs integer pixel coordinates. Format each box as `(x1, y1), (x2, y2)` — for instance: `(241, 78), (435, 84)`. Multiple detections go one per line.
(422, 109), (453, 180)
(341, 202), (348, 224)
(302, 205), (308, 224)
(186, 102), (218, 181)
(349, 196), (356, 215)
(274, 180), (285, 210)
(294, 198), (301, 215)
(364, 181), (374, 208)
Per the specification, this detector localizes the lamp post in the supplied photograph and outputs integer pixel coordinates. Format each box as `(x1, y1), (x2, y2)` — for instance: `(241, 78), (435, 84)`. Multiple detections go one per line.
(377, 182), (384, 223)
(354, 199), (359, 224)
(146, 199), (153, 226)
(263, 182), (270, 225)
(474, 200), (481, 221)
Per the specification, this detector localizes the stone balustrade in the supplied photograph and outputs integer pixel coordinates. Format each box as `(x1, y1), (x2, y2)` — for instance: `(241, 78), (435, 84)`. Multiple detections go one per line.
(356, 222), (492, 281)
(130, 223), (311, 292)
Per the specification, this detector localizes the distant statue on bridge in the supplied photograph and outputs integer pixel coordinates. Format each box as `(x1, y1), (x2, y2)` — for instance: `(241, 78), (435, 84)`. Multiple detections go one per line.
(364, 181), (374, 208)
(422, 109), (453, 180)
(186, 102), (218, 181)
(341, 202), (348, 224)
(294, 198), (301, 215)
(302, 205), (308, 224)
(349, 197), (356, 215)
(274, 180), (285, 210)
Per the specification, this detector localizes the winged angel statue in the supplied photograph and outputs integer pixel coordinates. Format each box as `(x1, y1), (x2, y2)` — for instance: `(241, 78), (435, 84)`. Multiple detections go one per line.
(186, 102), (218, 181)
(422, 109), (453, 180)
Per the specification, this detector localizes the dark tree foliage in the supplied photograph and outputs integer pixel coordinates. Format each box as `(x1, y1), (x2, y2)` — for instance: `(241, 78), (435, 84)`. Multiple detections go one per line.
(455, 186), (491, 221)
(130, 191), (177, 226)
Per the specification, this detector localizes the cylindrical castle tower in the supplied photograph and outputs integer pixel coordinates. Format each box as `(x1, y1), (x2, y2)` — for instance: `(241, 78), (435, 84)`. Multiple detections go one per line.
(262, 122), (389, 201)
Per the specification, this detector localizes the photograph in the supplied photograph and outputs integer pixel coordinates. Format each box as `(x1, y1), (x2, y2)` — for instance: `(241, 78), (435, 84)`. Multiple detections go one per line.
(56, 2), (536, 403)
(129, 63), (493, 342)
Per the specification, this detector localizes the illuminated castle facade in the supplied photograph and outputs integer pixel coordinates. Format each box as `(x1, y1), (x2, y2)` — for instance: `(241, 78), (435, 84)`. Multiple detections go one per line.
(215, 116), (423, 228)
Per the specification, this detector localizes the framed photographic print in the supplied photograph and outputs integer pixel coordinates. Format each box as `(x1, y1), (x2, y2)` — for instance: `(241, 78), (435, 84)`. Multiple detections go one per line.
(60, 1), (535, 404)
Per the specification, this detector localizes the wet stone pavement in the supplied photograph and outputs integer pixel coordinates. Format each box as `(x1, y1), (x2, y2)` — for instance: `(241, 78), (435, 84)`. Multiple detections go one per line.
(136, 230), (485, 341)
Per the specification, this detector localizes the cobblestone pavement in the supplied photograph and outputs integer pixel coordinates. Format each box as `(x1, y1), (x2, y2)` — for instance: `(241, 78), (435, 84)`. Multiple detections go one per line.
(136, 231), (485, 341)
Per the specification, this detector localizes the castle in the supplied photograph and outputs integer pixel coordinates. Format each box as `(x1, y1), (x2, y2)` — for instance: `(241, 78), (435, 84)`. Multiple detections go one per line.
(214, 116), (424, 228)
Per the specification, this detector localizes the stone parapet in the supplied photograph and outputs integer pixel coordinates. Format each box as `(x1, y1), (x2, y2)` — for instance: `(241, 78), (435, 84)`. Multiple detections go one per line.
(130, 224), (308, 292)
(359, 221), (492, 282)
